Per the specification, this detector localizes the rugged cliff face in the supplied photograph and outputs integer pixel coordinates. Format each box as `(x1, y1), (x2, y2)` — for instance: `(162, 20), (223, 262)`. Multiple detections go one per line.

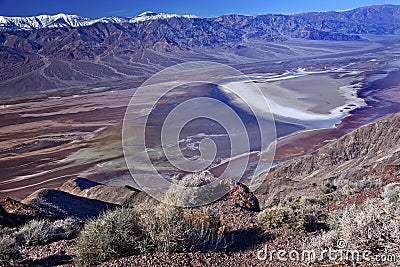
(254, 112), (400, 208)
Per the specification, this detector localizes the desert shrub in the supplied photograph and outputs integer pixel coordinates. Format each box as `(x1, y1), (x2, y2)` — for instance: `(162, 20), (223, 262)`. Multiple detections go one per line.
(258, 196), (327, 232)
(16, 217), (81, 246)
(257, 206), (308, 231)
(74, 205), (226, 265)
(321, 181), (337, 194)
(321, 177), (383, 200)
(0, 235), (22, 266)
(330, 199), (400, 252)
(165, 171), (228, 207)
(56, 217), (82, 237)
(183, 208), (226, 250)
(16, 219), (51, 245)
(74, 207), (146, 266)
(382, 182), (400, 204)
(306, 197), (400, 263)
(337, 177), (383, 197)
(137, 204), (225, 252)
(172, 171), (214, 187)
(0, 226), (13, 236)
(282, 195), (332, 209)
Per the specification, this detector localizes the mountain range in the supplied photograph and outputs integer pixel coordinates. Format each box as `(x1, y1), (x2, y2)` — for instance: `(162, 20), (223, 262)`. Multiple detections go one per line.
(0, 4), (400, 99)
(0, 12), (197, 31)
(1, 5), (400, 35)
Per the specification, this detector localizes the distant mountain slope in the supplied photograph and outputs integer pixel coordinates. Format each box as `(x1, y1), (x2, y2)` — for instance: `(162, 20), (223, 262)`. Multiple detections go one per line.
(0, 12), (197, 31)
(0, 5), (400, 98)
(254, 112), (400, 208)
(1, 5), (400, 36)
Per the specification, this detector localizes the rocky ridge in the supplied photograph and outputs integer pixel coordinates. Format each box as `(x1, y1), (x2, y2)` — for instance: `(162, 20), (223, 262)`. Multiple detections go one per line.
(254, 112), (400, 208)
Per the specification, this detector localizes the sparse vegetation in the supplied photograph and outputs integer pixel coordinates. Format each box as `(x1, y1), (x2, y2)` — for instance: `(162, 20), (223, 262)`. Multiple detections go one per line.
(321, 177), (383, 199)
(306, 184), (400, 263)
(16, 217), (81, 246)
(258, 195), (328, 232)
(257, 206), (308, 231)
(282, 195), (332, 209)
(382, 182), (400, 204)
(337, 177), (383, 197)
(74, 207), (145, 266)
(74, 205), (226, 266)
(0, 235), (22, 266)
(16, 219), (50, 245)
(137, 204), (225, 252)
(328, 199), (400, 252)
(165, 171), (228, 207)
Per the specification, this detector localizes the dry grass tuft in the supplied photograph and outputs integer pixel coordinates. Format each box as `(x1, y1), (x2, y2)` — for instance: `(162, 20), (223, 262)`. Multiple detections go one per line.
(306, 183), (400, 264)
(74, 207), (145, 266)
(16, 218), (81, 246)
(0, 235), (22, 266)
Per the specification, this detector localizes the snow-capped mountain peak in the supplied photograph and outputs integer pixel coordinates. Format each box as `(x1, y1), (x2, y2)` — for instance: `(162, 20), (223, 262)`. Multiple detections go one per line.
(137, 11), (159, 17)
(0, 13), (92, 30)
(129, 11), (197, 23)
(0, 12), (197, 31)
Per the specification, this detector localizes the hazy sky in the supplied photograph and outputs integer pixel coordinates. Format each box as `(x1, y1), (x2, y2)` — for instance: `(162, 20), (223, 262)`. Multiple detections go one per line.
(1, 0), (400, 18)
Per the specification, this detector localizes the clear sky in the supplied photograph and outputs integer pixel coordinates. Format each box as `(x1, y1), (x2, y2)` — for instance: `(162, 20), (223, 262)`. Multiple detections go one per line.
(1, 0), (400, 18)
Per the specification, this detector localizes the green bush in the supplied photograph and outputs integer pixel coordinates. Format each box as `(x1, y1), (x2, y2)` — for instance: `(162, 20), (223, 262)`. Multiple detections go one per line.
(257, 206), (308, 231)
(0, 235), (22, 266)
(16, 217), (81, 246)
(74, 207), (145, 266)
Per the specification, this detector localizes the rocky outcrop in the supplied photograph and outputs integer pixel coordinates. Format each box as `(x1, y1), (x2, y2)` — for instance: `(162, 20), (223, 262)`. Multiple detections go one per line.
(254, 112), (400, 208)
(223, 181), (260, 212)
(16, 177), (143, 219)
(4, 197), (38, 216)
(59, 177), (140, 206)
(0, 206), (34, 227)
(21, 188), (115, 219)
(0, 178), (140, 222)
(0, 197), (38, 227)
(4, 174), (261, 222)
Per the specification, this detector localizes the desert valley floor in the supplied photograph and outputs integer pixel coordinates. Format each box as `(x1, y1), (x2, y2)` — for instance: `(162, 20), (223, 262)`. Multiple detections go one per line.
(1, 37), (400, 203)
